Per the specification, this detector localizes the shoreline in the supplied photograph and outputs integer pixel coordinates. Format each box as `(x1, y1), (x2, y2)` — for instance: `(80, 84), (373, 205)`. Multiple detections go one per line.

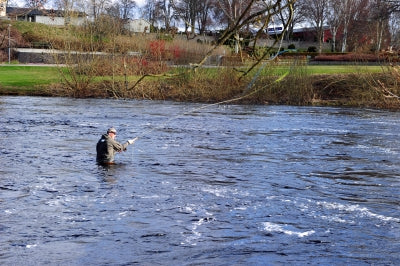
(1, 66), (399, 110)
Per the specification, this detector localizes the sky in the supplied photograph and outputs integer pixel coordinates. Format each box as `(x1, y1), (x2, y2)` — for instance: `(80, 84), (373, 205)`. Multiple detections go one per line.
(135, 0), (145, 8)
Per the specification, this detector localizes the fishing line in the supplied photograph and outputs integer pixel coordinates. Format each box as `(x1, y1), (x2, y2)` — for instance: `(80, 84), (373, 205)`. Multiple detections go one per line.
(129, 62), (288, 162)
(128, 64), (288, 162)
(243, 18), (285, 95)
(133, 70), (288, 142)
(131, 20), (288, 142)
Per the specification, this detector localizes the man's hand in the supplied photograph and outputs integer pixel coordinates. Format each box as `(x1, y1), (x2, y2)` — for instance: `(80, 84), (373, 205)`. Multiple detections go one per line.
(127, 137), (138, 145)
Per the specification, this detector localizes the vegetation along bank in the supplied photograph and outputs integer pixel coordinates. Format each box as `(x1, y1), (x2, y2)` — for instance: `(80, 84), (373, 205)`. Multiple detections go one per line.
(1, 8), (399, 110)
(1, 63), (399, 110)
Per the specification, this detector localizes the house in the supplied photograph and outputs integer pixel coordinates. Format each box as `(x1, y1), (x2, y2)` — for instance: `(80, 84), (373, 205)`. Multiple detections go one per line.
(0, 0), (6, 17)
(267, 26), (332, 43)
(124, 19), (151, 33)
(6, 7), (86, 26)
(291, 27), (332, 43)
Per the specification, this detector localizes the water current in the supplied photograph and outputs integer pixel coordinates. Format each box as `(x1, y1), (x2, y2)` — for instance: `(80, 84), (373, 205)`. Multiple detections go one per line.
(1, 96), (399, 265)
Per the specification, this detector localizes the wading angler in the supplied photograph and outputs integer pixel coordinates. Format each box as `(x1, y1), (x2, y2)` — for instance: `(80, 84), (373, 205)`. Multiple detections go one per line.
(96, 127), (137, 164)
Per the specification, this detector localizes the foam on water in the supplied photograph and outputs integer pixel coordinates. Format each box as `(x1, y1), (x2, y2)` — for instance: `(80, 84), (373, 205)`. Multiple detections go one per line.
(315, 200), (400, 223)
(262, 222), (315, 238)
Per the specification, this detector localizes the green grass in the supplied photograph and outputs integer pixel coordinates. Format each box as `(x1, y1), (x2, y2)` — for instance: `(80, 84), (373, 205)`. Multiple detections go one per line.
(0, 64), (386, 91)
(257, 65), (385, 75)
(306, 65), (384, 74)
(0, 66), (61, 88)
(175, 64), (386, 77)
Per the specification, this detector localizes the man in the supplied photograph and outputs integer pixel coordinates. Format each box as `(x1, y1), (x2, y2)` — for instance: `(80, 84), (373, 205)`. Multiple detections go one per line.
(96, 127), (137, 164)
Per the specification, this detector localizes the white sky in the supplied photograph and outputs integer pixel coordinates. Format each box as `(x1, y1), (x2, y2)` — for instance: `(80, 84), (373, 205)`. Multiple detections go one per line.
(135, 0), (145, 7)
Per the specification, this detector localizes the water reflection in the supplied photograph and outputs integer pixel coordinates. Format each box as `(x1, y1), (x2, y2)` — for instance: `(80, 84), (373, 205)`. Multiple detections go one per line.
(96, 163), (132, 183)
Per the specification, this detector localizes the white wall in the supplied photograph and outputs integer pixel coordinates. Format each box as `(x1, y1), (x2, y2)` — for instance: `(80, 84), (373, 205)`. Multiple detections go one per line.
(125, 19), (150, 33)
(36, 15), (65, 26)
(35, 15), (86, 26)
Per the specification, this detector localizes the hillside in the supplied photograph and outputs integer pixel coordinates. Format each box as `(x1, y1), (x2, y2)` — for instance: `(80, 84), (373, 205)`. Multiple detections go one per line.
(1, 20), (230, 64)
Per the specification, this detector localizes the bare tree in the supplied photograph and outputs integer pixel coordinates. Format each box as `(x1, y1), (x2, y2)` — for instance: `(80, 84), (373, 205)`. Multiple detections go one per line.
(186, 0), (197, 34)
(55, 0), (74, 12)
(196, 0), (215, 35)
(54, 0), (80, 26)
(142, 1), (157, 27)
(387, 4), (400, 49)
(129, 0), (297, 93)
(25, 0), (47, 8)
(200, 0), (297, 72)
(173, 0), (215, 36)
(384, 0), (400, 12)
(383, 0), (400, 48)
(299, 0), (329, 53)
(89, 0), (110, 19)
(119, 0), (137, 20)
(370, 0), (391, 52)
(154, 0), (176, 31)
(338, 0), (368, 52)
(277, 0), (304, 42)
(216, 0), (253, 27)
(215, 0), (255, 54)
(173, 0), (189, 33)
(172, 0), (198, 36)
(105, 0), (136, 20)
(326, 0), (342, 52)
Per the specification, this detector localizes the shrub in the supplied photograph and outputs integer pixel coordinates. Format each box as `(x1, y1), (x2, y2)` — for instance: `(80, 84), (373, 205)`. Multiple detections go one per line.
(313, 53), (383, 62)
(288, 44), (296, 49)
(148, 40), (166, 60)
(0, 51), (7, 62)
(157, 34), (173, 41)
(170, 44), (181, 59)
(307, 46), (317, 53)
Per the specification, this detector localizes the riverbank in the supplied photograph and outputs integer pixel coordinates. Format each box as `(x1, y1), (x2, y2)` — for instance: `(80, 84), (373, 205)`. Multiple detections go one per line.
(1, 64), (399, 110)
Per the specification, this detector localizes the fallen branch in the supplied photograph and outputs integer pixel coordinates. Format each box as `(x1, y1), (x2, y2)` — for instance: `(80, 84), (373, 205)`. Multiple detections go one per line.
(376, 80), (400, 99)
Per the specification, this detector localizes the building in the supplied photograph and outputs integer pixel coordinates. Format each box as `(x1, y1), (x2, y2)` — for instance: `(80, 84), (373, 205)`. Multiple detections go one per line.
(0, 0), (6, 17)
(267, 26), (332, 43)
(124, 19), (151, 33)
(291, 27), (332, 43)
(6, 7), (86, 26)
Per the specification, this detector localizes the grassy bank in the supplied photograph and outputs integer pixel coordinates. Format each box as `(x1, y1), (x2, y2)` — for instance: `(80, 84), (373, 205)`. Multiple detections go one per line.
(0, 66), (61, 95)
(1, 64), (399, 109)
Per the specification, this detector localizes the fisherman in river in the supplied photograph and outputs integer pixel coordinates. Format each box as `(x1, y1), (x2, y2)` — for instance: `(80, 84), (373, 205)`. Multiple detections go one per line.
(96, 127), (137, 164)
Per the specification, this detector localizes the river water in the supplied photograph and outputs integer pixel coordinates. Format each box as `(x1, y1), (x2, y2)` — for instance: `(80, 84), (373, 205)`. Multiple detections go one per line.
(0, 96), (399, 265)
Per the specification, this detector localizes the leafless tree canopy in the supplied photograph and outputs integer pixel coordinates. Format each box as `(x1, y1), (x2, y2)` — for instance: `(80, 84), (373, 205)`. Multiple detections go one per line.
(19, 0), (400, 50)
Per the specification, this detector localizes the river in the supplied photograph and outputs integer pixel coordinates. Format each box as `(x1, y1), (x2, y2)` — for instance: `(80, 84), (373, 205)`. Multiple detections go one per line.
(1, 96), (399, 265)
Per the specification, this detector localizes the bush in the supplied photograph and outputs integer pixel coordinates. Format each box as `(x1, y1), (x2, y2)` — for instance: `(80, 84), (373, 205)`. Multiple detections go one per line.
(0, 51), (7, 62)
(148, 40), (166, 60)
(314, 53), (381, 62)
(157, 34), (174, 41)
(288, 44), (296, 49)
(307, 46), (317, 53)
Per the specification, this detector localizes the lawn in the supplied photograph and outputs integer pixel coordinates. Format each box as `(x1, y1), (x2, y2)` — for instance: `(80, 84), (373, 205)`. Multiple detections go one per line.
(306, 65), (384, 74)
(0, 64), (386, 91)
(0, 65), (61, 88)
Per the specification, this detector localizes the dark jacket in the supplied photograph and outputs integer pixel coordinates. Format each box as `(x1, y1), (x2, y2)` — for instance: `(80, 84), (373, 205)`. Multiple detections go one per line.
(96, 134), (129, 163)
